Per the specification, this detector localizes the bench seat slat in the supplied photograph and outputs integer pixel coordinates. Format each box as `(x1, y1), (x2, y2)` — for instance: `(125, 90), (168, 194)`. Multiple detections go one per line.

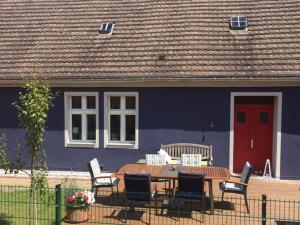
(161, 143), (213, 166)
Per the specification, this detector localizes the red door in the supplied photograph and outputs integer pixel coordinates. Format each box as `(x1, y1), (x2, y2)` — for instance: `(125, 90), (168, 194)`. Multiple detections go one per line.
(234, 104), (274, 173)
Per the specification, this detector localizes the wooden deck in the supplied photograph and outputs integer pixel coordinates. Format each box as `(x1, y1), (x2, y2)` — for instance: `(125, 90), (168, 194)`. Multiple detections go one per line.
(0, 172), (299, 224)
(60, 175), (300, 225)
(1, 172), (299, 199)
(61, 190), (300, 225)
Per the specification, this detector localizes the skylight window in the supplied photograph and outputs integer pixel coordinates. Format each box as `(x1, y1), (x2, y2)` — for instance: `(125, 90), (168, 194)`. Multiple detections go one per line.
(230, 16), (247, 30)
(99, 22), (114, 34)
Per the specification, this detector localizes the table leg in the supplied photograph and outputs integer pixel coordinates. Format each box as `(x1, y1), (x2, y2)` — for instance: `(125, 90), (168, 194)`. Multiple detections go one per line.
(172, 179), (176, 196)
(166, 179), (172, 196)
(208, 179), (214, 214)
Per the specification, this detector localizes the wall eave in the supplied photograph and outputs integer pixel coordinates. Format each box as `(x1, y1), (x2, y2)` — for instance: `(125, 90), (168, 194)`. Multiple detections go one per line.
(0, 78), (300, 87)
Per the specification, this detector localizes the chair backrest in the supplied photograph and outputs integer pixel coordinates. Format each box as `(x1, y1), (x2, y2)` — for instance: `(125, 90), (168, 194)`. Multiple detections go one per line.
(161, 143), (213, 165)
(146, 154), (166, 165)
(178, 171), (205, 195)
(88, 158), (102, 179)
(181, 154), (202, 166)
(240, 161), (252, 184)
(124, 173), (151, 201)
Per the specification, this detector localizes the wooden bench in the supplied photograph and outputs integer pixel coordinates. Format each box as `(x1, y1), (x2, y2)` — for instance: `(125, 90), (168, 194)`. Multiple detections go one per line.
(161, 143), (213, 166)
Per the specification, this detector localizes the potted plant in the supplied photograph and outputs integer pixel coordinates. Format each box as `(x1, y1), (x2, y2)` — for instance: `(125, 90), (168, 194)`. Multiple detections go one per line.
(64, 191), (95, 223)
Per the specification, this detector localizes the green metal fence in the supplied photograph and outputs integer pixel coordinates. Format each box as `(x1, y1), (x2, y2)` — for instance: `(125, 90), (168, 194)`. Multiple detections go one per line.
(0, 184), (299, 225)
(0, 185), (56, 225)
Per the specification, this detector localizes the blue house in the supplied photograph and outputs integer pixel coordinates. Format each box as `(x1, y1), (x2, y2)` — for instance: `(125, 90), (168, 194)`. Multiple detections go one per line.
(0, 0), (299, 179)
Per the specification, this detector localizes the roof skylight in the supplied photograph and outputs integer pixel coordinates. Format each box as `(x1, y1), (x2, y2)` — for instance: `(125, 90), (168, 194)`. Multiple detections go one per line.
(229, 16), (247, 30)
(99, 22), (114, 34)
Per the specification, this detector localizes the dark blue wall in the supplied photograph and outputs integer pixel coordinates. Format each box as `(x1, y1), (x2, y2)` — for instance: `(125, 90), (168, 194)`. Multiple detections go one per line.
(0, 87), (299, 179)
(280, 89), (300, 179)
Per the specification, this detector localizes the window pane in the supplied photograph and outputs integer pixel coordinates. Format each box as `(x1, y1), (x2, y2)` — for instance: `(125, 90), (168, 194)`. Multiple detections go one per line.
(110, 115), (120, 141)
(71, 96), (81, 109)
(126, 115), (135, 141)
(87, 96), (96, 109)
(126, 96), (136, 109)
(260, 112), (269, 124)
(240, 17), (247, 22)
(72, 114), (82, 140)
(87, 114), (96, 140)
(237, 112), (246, 123)
(240, 21), (246, 27)
(232, 22), (239, 27)
(110, 97), (120, 109)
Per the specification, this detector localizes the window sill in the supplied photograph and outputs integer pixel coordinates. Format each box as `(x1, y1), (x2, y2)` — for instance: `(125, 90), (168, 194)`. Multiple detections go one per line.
(65, 142), (98, 148)
(105, 143), (138, 149)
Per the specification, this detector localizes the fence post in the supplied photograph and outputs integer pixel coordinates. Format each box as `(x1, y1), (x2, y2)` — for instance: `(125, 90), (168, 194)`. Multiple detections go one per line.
(262, 194), (267, 225)
(55, 184), (62, 225)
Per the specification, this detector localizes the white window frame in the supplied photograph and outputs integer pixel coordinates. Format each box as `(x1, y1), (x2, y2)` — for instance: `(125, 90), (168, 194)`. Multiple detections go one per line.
(64, 92), (99, 148)
(104, 92), (139, 149)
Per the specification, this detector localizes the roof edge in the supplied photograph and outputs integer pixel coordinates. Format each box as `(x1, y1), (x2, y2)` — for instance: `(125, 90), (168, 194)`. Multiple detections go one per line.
(0, 78), (300, 87)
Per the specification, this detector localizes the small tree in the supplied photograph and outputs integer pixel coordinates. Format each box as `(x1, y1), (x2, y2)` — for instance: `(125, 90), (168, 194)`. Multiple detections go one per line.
(13, 78), (55, 224)
(13, 79), (55, 191)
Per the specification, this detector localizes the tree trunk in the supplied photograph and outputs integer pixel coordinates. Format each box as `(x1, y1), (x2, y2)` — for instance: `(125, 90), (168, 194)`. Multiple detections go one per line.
(28, 151), (35, 225)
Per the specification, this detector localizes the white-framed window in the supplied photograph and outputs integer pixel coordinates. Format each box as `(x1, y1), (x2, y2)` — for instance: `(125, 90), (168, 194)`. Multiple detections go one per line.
(104, 92), (139, 149)
(64, 92), (99, 148)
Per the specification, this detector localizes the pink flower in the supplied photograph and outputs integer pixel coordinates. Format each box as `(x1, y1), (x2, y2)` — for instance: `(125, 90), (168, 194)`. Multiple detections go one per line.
(66, 196), (75, 203)
(65, 191), (95, 207)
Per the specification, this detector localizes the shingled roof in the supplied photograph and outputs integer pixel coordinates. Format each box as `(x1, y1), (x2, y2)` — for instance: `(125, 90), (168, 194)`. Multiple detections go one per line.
(0, 0), (300, 83)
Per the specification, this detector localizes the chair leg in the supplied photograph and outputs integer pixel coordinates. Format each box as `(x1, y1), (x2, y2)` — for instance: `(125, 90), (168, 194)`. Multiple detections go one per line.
(201, 196), (205, 223)
(164, 180), (168, 194)
(93, 187), (99, 202)
(111, 186), (114, 199)
(124, 201), (128, 223)
(177, 198), (181, 219)
(244, 192), (250, 213)
(116, 185), (119, 199)
(221, 190), (224, 202)
(155, 194), (158, 215)
(221, 190), (225, 211)
(149, 203), (151, 225)
(92, 186), (96, 195)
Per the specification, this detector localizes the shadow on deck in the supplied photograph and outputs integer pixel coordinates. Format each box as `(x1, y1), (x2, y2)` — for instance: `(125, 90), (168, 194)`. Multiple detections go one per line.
(61, 190), (300, 225)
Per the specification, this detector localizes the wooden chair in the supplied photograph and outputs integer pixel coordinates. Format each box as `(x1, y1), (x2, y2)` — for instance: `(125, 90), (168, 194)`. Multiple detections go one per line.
(181, 154), (202, 166)
(146, 154), (166, 165)
(161, 143), (213, 166)
(124, 173), (158, 224)
(87, 158), (120, 200)
(145, 154), (171, 195)
(219, 161), (252, 213)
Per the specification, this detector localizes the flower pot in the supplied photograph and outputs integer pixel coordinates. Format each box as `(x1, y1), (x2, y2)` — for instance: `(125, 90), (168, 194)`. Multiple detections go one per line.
(64, 206), (89, 223)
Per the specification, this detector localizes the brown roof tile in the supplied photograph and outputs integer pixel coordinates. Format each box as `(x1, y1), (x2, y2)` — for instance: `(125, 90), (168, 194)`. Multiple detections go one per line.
(0, 0), (300, 82)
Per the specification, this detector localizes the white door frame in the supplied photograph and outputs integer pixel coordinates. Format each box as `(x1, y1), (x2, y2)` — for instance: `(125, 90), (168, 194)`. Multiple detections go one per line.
(229, 92), (282, 179)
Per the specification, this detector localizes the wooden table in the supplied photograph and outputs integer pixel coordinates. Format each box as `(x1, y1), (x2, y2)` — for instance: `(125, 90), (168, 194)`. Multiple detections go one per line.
(118, 164), (230, 214)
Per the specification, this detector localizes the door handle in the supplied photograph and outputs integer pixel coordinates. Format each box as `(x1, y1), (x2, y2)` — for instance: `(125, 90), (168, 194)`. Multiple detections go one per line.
(250, 139), (254, 149)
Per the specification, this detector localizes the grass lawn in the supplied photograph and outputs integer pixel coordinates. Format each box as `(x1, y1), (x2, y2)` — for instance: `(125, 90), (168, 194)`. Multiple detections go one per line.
(0, 185), (58, 225)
